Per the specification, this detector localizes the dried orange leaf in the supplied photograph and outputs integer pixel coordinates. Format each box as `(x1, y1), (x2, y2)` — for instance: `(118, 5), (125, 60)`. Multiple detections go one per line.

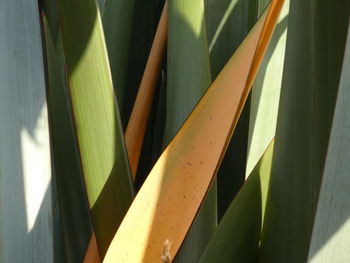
(104, 1), (284, 262)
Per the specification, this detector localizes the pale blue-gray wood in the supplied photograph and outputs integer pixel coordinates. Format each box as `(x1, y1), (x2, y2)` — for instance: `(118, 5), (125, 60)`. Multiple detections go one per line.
(0, 0), (54, 262)
(307, 21), (350, 263)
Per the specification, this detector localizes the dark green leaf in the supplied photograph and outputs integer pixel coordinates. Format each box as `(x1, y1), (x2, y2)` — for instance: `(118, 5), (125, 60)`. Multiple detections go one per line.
(43, 17), (93, 263)
(200, 141), (274, 263)
(307, 23), (350, 263)
(165, 0), (216, 261)
(204, 0), (257, 219)
(103, 0), (136, 126)
(259, 1), (350, 262)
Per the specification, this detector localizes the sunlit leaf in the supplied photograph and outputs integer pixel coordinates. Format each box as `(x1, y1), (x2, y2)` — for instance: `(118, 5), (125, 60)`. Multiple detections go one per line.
(103, 2), (284, 261)
(204, 0), (256, 219)
(43, 17), (93, 263)
(258, 1), (350, 262)
(56, 0), (134, 257)
(125, 1), (168, 178)
(200, 140), (274, 263)
(164, 0), (215, 261)
(246, 0), (289, 175)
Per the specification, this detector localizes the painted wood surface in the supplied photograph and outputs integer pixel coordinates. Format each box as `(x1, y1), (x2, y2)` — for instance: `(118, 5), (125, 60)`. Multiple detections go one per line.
(0, 0), (54, 262)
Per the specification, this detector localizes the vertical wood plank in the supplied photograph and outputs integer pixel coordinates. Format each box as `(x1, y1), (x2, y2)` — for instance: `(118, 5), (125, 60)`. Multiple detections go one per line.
(0, 0), (54, 262)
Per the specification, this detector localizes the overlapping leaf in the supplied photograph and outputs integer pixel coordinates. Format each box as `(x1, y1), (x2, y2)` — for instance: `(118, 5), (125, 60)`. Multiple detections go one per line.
(56, 0), (134, 257)
(103, 2), (284, 261)
(43, 17), (93, 263)
(164, 0), (216, 262)
(307, 22), (350, 263)
(258, 1), (350, 262)
(200, 141), (274, 263)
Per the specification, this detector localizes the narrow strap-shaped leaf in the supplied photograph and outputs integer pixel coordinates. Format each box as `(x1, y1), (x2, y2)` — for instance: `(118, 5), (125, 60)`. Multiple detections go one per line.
(104, 2), (284, 261)
(200, 140), (275, 263)
(56, 0), (134, 257)
(123, 0), (167, 185)
(245, 0), (285, 89)
(42, 0), (60, 42)
(125, 1), (168, 178)
(165, 0), (215, 261)
(43, 17), (93, 263)
(205, 0), (255, 78)
(246, 0), (289, 176)
(204, 0), (257, 219)
(103, 0), (136, 126)
(258, 0), (350, 262)
(307, 21), (350, 263)
(163, 0), (212, 145)
(0, 1), (54, 261)
(83, 3), (168, 260)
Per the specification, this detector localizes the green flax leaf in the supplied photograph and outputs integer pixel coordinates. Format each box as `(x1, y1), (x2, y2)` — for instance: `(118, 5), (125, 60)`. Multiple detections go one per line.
(56, 0), (134, 257)
(165, 0), (216, 262)
(204, 0), (257, 219)
(259, 1), (350, 262)
(307, 22), (350, 263)
(200, 141), (274, 263)
(246, 0), (289, 175)
(102, 0), (136, 126)
(43, 17), (93, 263)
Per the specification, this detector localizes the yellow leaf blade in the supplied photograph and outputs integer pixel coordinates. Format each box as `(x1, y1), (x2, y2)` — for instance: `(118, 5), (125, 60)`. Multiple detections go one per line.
(103, 1), (284, 262)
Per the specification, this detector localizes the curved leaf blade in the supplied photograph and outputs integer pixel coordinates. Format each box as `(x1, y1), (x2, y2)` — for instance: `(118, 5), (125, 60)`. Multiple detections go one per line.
(43, 17), (93, 263)
(103, 2), (284, 261)
(246, 0), (289, 176)
(165, 0), (215, 261)
(103, 0), (136, 125)
(258, 1), (350, 262)
(56, 0), (134, 257)
(200, 140), (274, 263)
(125, 1), (168, 178)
